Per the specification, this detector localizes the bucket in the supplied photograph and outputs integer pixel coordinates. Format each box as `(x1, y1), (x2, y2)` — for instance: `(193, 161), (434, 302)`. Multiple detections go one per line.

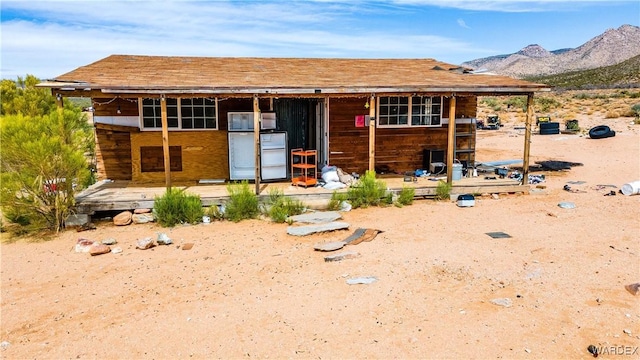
(621, 180), (640, 196)
(452, 162), (463, 181)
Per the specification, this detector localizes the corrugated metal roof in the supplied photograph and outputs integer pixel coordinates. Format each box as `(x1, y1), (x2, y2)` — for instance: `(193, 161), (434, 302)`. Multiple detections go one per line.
(43, 55), (550, 94)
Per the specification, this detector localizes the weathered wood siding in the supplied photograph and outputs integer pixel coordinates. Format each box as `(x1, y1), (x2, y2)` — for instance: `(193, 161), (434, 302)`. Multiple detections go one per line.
(328, 96), (477, 174)
(130, 131), (229, 183)
(95, 128), (133, 180)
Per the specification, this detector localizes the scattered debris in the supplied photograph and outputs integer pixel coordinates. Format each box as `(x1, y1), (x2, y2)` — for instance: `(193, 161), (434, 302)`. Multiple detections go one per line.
(486, 232), (512, 239)
(314, 241), (346, 252)
(182, 243), (194, 250)
(567, 181), (586, 185)
(75, 238), (94, 253)
(136, 237), (155, 250)
(625, 283), (640, 296)
(89, 243), (111, 256)
(0, 341), (10, 350)
(588, 125), (615, 139)
(289, 211), (342, 224)
(76, 222), (96, 232)
(587, 344), (598, 357)
(536, 160), (583, 171)
(324, 251), (360, 262)
(287, 221), (350, 236)
(343, 228), (382, 245)
(457, 194), (475, 207)
(346, 276), (377, 285)
(490, 298), (513, 307)
(102, 238), (117, 245)
(558, 202), (576, 209)
(156, 233), (173, 245)
(623, 329), (632, 335)
(563, 184), (587, 193)
(113, 211), (133, 226)
(604, 190), (616, 196)
(621, 180), (640, 196)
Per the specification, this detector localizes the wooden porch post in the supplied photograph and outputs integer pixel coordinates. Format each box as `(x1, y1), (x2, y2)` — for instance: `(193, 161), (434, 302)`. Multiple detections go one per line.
(522, 93), (535, 184)
(446, 95), (457, 184)
(160, 94), (171, 190)
(368, 95), (376, 172)
(253, 95), (261, 194)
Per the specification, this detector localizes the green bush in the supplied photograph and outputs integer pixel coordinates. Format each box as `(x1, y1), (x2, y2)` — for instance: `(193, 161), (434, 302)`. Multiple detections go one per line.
(505, 96), (527, 112)
(632, 103), (640, 120)
(347, 170), (390, 208)
(535, 96), (561, 112)
(327, 191), (348, 211)
(434, 180), (452, 201)
(396, 186), (415, 207)
(206, 204), (225, 221)
(1, 110), (93, 233)
(153, 188), (204, 227)
(265, 188), (305, 223)
(224, 181), (259, 222)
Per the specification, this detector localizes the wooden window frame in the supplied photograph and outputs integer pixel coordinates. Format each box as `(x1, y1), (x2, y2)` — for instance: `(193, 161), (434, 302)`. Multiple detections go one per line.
(377, 96), (442, 128)
(140, 97), (218, 131)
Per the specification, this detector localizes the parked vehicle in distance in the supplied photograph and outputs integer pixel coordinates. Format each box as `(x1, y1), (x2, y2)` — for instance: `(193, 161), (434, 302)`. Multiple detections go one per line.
(477, 114), (502, 130)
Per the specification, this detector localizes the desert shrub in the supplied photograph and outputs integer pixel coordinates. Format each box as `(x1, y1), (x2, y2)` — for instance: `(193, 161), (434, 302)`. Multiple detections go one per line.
(505, 96), (527, 112)
(265, 188), (305, 223)
(434, 180), (452, 201)
(631, 104), (640, 119)
(1, 110), (93, 233)
(224, 181), (259, 222)
(535, 97), (561, 112)
(153, 188), (203, 227)
(327, 191), (348, 211)
(346, 170), (390, 208)
(206, 205), (225, 221)
(604, 110), (620, 118)
(481, 97), (502, 112)
(395, 186), (415, 207)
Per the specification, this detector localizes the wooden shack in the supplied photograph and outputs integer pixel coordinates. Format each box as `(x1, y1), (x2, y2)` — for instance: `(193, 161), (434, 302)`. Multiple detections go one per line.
(39, 55), (550, 188)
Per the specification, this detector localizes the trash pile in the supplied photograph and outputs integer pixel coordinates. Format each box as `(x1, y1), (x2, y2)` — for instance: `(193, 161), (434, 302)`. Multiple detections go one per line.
(319, 165), (357, 190)
(508, 171), (546, 184)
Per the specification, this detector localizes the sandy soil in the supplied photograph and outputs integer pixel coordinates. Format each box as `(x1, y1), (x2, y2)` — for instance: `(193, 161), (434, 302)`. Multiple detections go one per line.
(1, 117), (639, 359)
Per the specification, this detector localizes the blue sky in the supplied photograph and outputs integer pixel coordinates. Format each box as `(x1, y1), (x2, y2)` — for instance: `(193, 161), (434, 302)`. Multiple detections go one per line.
(1, 0), (638, 80)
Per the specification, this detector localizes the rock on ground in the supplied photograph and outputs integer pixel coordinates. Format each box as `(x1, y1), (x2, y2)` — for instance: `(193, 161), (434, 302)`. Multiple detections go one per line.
(113, 211), (133, 226)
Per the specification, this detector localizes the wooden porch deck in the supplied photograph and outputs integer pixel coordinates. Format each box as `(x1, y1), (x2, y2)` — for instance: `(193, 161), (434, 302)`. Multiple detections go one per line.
(75, 176), (528, 214)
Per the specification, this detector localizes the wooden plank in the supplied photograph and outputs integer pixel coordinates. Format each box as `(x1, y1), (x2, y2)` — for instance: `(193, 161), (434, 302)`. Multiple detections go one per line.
(446, 96), (456, 183)
(160, 95), (171, 189)
(253, 96), (261, 194)
(368, 95), (376, 172)
(95, 129), (132, 180)
(94, 122), (140, 133)
(522, 93), (534, 183)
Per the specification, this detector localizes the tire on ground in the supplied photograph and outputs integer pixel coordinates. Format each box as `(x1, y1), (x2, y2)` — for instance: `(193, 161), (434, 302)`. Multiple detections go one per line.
(589, 125), (613, 139)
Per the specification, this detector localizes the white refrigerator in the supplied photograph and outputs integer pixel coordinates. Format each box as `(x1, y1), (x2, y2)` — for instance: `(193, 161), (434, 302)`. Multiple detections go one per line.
(228, 131), (287, 181)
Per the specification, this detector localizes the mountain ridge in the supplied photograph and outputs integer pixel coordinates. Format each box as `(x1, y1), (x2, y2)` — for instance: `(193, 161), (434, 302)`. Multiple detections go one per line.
(462, 24), (640, 79)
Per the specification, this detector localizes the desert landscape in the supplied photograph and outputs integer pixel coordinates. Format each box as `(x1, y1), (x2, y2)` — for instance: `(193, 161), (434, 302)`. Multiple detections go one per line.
(1, 93), (639, 359)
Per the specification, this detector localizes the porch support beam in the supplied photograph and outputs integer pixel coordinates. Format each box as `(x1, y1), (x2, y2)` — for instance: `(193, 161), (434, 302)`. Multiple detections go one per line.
(253, 95), (261, 194)
(446, 95), (457, 184)
(160, 95), (171, 189)
(368, 95), (376, 172)
(522, 93), (535, 185)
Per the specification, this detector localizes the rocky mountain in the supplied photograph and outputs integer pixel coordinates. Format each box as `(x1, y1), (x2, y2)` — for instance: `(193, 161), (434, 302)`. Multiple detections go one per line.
(462, 24), (640, 78)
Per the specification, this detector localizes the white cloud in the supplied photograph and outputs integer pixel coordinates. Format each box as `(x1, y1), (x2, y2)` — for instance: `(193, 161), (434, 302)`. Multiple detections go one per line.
(1, 0), (488, 79)
(457, 18), (471, 28)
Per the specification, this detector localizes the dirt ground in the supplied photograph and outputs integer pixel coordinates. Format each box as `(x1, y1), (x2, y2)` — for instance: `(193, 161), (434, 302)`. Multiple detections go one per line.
(1, 116), (639, 359)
